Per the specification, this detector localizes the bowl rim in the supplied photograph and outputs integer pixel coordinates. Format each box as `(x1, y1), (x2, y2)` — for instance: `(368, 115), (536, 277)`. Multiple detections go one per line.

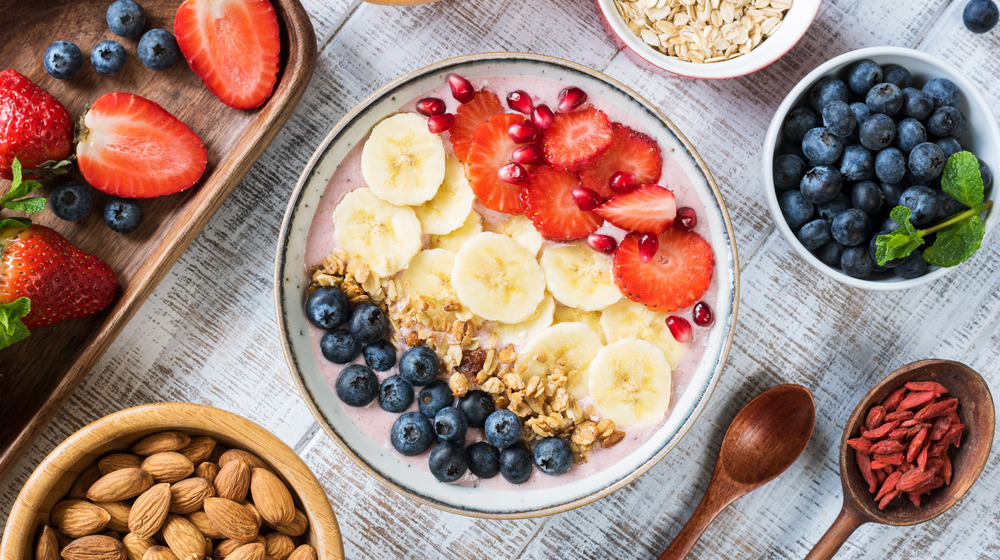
(273, 51), (740, 519)
(761, 46), (1000, 290)
(0, 403), (345, 560)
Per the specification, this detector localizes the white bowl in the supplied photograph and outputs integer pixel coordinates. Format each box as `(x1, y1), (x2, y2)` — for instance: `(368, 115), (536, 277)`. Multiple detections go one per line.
(594, 0), (822, 79)
(274, 53), (739, 518)
(762, 47), (999, 290)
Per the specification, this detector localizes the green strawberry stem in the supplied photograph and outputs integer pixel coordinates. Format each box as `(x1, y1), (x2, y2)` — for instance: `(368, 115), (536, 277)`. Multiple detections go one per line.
(918, 200), (993, 236)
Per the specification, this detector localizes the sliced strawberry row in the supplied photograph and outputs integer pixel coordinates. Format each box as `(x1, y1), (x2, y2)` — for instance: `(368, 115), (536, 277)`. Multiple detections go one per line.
(614, 229), (714, 313)
(465, 113), (527, 214)
(595, 184), (676, 235)
(523, 166), (602, 241)
(578, 123), (662, 199)
(450, 89), (504, 162)
(541, 107), (613, 170)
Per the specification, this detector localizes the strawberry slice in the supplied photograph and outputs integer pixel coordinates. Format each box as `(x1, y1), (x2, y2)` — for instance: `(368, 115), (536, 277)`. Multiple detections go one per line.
(449, 89), (503, 161)
(174, 0), (281, 110)
(541, 107), (613, 171)
(522, 166), (602, 240)
(578, 123), (662, 198)
(465, 113), (527, 214)
(614, 229), (714, 313)
(595, 184), (677, 235)
(76, 92), (208, 198)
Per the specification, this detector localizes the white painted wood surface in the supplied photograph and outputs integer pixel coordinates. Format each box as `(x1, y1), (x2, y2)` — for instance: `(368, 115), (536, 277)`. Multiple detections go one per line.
(3, 0), (999, 557)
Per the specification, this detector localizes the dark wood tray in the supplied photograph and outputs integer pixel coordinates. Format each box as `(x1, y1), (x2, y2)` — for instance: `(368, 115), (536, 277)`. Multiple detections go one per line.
(0, 0), (316, 481)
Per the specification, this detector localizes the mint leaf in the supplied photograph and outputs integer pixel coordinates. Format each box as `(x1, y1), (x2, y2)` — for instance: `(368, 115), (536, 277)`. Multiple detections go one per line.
(0, 217), (31, 231)
(923, 215), (985, 267)
(3, 197), (45, 213)
(1, 157), (45, 214)
(0, 297), (31, 351)
(875, 207), (925, 265)
(941, 151), (984, 209)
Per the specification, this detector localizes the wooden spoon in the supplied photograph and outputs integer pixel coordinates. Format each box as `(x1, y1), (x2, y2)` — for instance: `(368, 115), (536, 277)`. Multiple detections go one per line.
(805, 359), (995, 559)
(659, 384), (815, 560)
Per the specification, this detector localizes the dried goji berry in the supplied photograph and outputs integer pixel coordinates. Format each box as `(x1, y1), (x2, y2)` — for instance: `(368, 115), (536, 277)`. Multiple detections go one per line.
(847, 438), (873, 453)
(871, 440), (905, 454)
(897, 469), (934, 492)
(865, 405), (887, 430)
(857, 449), (877, 494)
(914, 398), (958, 421)
(884, 410), (915, 422)
(882, 387), (907, 411)
(897, 391), (936, 411)
(906, 427), (929, 463)
(904, 381), (948, 395)
(862, 420), (900, 440)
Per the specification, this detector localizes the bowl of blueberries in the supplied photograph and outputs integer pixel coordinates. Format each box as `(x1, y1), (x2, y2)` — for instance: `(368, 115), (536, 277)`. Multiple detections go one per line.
(763, 46), (998, 288)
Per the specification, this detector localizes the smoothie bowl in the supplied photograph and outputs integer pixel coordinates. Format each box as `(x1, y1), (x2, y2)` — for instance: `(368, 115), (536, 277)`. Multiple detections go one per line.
(275, 53), (738, 517)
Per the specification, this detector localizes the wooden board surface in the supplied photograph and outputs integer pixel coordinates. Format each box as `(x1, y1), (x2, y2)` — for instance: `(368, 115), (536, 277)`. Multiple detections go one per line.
(4, 0), (1000, 558)
(0, 0), (316, 482)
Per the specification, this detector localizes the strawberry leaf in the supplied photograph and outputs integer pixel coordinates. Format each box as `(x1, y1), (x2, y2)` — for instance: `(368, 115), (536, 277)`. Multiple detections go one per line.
(2, 158), (46, 214)
(0, 297), (31, 350)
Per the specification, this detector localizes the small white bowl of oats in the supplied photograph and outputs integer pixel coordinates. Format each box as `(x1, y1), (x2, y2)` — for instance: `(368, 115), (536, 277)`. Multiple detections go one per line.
(594, 0), (822, 79)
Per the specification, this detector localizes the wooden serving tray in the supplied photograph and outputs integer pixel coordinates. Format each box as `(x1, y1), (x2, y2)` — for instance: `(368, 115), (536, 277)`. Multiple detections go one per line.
(0, 0), (316, 481)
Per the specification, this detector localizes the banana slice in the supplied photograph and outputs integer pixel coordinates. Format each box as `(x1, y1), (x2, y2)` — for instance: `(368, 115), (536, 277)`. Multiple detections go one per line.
(489, 214), (544, 257)
(517, 322), (603, 400)
(452, 232), (545, 323)
(332, 188), (421, 277)
(492, 292), (555, 344)
(361, 112), (446, 206)
(429, 210), (482, 252)
(600, 299), (684, 369)
(398, 249), (457, 304)
(553, 304), (606, 344)
(588, 338), (671, 427)
(413, 156), (475, 235)
(540, 244), (622, 311)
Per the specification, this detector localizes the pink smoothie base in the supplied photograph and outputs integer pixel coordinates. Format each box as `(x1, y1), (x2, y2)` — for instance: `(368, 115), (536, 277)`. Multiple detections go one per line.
(302, 75), (720, 490)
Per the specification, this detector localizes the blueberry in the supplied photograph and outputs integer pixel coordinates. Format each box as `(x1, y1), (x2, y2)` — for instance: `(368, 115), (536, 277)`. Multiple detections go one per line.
(363, 339), (396, 371)
(980, 159), (993, 195)
(434, 407), (468, 443)
(457, 390), (495, 428)
(879, 216), (902, 233)
(90, 40), (126, 76)
(841, 246), (874, 278)
(908, 142), (946, 183)
(348, 303), (389, 344)
(881, 64), (912, 88)
(869, 230), (903, 268)
(881, 182), (904, 207)
(781, 140), (806, 160)
(466, 442), (501, 478)
(783, 106), (820, 143)
(937, 192), (967, 217)
(335, 364), (378, 407)
(927, 106), (965, 139)
(138, 29), (179, 70)
(376, 375), (413, 413)
(428, 441), (468, 482)
(399, 345), (441, 385)
(901, 88), (934, 120)
(840, 144), (874, 181)
(851, 181), (884, 215)
(866, 83), (904, 116)
(923, 78), (959, 108)
(964, 0), (999, 33)
(499, 442), (533, 484)
(801, 128), (843, 165)
(822, 101), (857, 138)
(816, 193), (850, 221)
(894, 250), (928, 279)
(773, 154), (807, 191)
(849, 102), (872, 127)
(935, 137), (963, 159)
(417, 380), (453, 417)
(899, 185), (941, 225)
(815, 241), (845, 267)
(875, 147), (906, 184)
(104, 197), (143, 233)
(107, 0), (146, 38)
(320, 329), (361, 364)
(305, 286), (350, 330)
(800, 166), (842, 205)
(485, 410), (522, 449)
(49, 181), (92, 221)
(859, 114), (897, 151)
(391, 412), (434, 456)
(848, 60), (884, 96)
(533, 437), (572, 476)
(796, 219), (831, 250)
(831, 209), (872, 247)
(896, 118), (927, 155)
(779, 190), (815, 229)
(809, 78), (849, 113)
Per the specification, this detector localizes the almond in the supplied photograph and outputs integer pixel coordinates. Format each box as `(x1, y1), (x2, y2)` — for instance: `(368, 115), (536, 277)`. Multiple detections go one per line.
(186, 511), (226, 540)
(203, 498), (259, 543)
(61, 535), (127, 560)
(214, 461), (251, 502)
(264, 533), (294, 560)
(249, 469), (294, 526)
(169, 477), (215, 514)
(102, 531), (123, 541)
(194, 462), (220, 484)
(98, 454), (144, 475)
(122, 533), (155, 560)
(142, 546), (179, 560)
(68, 465), (104, 500)
(131, 431), (191, 456)
(161, 515), (205, 560)
(225, 543), (265, 560)
(51, 500), (111, 538)
(87, 468), (154, 502)
(141, 452), (194, 483)
(128, 483), (171, 538)
(218, 450), (267, 470)
(269, 509), (308, 537)
(212, 537), (263, 559)
(286, 544), (318, 560)
(208, 445), (228, 464)
(36, 525), (60, 560)
(241, 502), (263, 528)
(178, 436), (217, 465)
(94, 502), (131, 533)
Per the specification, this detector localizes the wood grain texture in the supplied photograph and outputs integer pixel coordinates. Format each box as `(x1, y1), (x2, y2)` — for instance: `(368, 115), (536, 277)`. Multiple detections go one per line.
(4, 0), (1000, 558)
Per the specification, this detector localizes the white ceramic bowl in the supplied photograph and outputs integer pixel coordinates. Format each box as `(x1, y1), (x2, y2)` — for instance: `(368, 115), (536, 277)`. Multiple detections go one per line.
(762, 46), (999, 290)
(274, 53), (739, 518)
(594, 0), (822, 79)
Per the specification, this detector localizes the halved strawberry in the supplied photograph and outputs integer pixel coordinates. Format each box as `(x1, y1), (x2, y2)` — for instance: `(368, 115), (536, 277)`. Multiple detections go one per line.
(578, 123), (662, 198)
(522, 166), (602, 240)
(76, 93), (208, 198)
(595, 184), (677, 235)
(614, 229), (714, 313)
(174, 0), (281, 110)
(465, 113), (526, 213)
(541, 107), (613, 171)
(449, 89), (503, 161)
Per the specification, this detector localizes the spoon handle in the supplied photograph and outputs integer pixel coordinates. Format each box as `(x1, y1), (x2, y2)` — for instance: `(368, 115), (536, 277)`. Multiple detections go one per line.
(804, 505), (866, 560)
(658, 477), (740, 560)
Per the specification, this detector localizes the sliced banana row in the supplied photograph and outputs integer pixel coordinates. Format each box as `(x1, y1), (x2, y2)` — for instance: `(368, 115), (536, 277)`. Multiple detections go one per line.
(540, 244), (621, 312)
(361, 112), (446, 206)
(588, 338), (672, 428)
(332, 188), (422, 278)
(452, 232), (546, 324)
(516, 322), (603, 401)
(600, 299), (685, 370)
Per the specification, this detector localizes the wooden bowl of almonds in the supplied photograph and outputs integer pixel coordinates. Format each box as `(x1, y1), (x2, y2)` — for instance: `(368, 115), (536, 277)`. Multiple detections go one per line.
(0, 403), (344, 560)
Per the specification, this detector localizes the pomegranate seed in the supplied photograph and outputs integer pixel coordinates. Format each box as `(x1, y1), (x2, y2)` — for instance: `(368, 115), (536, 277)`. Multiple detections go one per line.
(508, 121), (538, 144)
(666, 316), (693, 343)
(415, 97), (445, 116)
(609, 171), (637, 194)
(571, 187), (602, 211)
(557, 86), (588, 112)
(692, 302), (714, 327)
(638, 233), (658, 263)
(512, 144), (544, 165)
(427, 113), (455, 133)
(498, 162), (528, 184)
(531, 104), (554, 129)
(447, 73), (475, 103)
(587, 233), (618, 254)
(506, 90), (534, 114)
(675, 207), (697, 231)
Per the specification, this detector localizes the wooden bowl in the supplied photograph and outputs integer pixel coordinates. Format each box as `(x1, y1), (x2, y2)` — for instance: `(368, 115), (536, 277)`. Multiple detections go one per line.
(0, 403), (344, 559)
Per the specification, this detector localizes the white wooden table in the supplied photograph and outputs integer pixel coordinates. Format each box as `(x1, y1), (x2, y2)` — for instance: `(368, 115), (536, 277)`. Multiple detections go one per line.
(4, 0), (999, 558)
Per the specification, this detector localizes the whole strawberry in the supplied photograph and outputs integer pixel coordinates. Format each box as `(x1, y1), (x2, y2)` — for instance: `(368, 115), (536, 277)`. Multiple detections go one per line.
(0, 69), (74, 180)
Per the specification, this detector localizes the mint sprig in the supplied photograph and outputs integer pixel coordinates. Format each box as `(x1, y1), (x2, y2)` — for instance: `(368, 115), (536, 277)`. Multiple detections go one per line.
(1, 158), (46, 214)
(0, 297), (31, 350)
(875, 151), (993, 267)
